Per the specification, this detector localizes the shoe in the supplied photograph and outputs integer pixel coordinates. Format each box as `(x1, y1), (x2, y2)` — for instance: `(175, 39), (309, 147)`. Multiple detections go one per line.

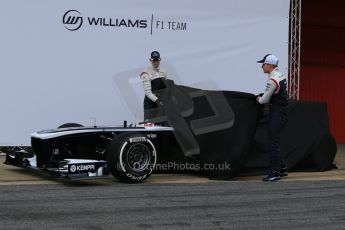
(262, 170), (281, 182)
(280, 167), (288, 177)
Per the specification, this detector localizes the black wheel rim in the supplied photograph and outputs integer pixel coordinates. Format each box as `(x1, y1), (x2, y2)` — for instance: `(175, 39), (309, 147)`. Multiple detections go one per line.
(125, 143), (151, 172)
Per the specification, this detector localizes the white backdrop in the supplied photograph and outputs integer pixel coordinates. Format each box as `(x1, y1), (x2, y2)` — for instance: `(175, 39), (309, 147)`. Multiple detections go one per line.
(0, 0), (290, 145)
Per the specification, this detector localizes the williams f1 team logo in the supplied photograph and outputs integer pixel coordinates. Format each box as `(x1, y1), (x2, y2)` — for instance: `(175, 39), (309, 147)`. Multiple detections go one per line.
(63, 10), (83, 31)
(62, 9), (187, 34)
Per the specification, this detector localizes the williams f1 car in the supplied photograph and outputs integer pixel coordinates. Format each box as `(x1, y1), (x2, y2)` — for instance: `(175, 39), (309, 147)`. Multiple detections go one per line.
(5, 122), (182, 183)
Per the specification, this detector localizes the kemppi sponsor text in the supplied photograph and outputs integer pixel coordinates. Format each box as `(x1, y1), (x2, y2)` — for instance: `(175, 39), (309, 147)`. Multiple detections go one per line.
(76, 165), (95, 171)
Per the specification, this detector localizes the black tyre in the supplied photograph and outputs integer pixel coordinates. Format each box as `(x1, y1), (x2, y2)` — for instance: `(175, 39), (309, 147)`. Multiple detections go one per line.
(58, 123), (83, 128)
(106, 133), (157, 183)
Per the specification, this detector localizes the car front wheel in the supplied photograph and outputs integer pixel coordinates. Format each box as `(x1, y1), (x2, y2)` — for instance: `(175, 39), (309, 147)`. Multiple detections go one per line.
(106, 133), (157, 183)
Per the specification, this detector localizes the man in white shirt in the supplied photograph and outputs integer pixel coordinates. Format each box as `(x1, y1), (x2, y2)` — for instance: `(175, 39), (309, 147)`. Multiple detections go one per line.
(257, 54), (288, 182)
(140, 51), (167, 119)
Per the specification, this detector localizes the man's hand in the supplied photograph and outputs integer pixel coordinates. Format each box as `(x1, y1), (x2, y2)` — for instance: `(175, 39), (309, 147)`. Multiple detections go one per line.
(156, 98), (164, 107)
(256, 93), (263, 103)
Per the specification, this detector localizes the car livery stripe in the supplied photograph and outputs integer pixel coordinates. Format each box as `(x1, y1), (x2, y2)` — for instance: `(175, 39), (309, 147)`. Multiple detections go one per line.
(31, 127), (174, 139)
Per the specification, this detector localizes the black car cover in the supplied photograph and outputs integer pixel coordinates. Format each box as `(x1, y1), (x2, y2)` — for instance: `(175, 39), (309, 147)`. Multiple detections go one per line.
(146, 81), (337, 179)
